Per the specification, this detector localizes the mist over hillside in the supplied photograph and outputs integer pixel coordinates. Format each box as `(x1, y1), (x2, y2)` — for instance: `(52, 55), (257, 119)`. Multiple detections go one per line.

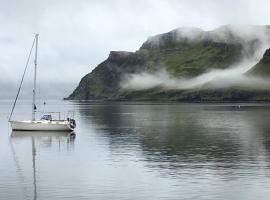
(122, 25), (270, 90)
(67, 25), (270, 101)
(0, 80), (76, 100)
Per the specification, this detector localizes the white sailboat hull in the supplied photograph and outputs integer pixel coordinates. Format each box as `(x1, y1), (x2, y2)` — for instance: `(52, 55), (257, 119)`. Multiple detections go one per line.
(10, 120), (74, 131)
(9, 35), (77, 132)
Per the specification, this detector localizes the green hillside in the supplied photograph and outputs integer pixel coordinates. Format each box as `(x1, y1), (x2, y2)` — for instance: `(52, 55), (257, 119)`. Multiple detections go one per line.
(67, 25), (270, 101)
(248, 48), (270, 77)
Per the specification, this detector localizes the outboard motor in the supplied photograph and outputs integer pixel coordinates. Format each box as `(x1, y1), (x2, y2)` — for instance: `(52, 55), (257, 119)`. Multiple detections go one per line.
(70, 119), (76, 129)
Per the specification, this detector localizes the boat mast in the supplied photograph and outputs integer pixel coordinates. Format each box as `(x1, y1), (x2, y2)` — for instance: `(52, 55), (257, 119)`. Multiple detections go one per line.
(32, 34), (38, 121)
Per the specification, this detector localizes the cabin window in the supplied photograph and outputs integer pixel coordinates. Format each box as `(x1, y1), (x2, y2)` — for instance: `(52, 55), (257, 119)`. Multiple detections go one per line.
(41, 115), (52, 121)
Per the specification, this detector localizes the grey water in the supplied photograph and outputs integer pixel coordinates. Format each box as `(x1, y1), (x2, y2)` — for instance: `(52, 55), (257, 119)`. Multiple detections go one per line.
(1, 100), (270, 200)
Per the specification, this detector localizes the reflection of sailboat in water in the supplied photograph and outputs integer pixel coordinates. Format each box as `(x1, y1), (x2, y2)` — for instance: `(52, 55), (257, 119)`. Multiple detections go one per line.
(8, 34), (76, 131)
(31, 136), (37, 200)
(9, 131), (75, 200)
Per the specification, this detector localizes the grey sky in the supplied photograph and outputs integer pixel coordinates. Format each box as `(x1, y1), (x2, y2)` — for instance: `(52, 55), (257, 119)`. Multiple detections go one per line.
(1, 0), (270, 98)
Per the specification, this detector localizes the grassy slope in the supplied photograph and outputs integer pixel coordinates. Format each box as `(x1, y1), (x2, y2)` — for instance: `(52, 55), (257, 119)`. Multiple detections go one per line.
(68, 41), (242, 100)
(249, 63), (270, 77)
(117, 87), (270, 102)
(248, 48), (270, 77)
(141, 42), (241, 77)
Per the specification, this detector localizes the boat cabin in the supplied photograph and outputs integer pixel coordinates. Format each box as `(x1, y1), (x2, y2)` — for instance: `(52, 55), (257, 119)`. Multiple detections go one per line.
(41, 115), (52, 121)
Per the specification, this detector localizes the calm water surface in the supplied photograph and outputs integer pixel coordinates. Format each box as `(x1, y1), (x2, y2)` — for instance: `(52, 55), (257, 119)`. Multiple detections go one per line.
(1, 100), (270, 200)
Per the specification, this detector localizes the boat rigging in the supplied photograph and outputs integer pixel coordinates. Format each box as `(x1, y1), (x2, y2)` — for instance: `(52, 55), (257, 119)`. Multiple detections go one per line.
(9, 34), (76, 131)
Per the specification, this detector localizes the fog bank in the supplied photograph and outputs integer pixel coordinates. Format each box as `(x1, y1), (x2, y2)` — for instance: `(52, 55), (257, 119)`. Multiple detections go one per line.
(121, 68), (270, 91)
(0, 81), (76, 100)
(121, 25), (270, 91)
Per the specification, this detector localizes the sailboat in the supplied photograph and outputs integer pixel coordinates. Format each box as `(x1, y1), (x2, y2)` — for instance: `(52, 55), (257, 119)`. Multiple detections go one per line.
(9, 34), (76, 131)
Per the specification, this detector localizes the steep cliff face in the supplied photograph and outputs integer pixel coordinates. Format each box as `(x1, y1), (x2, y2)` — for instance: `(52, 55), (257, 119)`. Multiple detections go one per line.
(68, 51), (147, 100)
(67, 25), (270, 101)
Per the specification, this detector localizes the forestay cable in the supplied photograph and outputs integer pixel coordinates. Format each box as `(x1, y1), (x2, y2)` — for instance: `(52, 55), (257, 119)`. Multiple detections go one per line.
(8, 37), (36, 121)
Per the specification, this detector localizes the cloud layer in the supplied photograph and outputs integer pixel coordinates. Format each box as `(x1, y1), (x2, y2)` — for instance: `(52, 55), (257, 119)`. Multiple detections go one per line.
(2, 0), (270, 98)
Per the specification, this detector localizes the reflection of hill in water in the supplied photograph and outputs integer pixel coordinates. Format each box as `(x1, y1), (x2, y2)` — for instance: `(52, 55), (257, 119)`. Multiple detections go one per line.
(79, 102), (270, 175)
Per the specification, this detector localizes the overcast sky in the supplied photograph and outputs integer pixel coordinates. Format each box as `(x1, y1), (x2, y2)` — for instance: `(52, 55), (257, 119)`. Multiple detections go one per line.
(1, 0), (270, 97)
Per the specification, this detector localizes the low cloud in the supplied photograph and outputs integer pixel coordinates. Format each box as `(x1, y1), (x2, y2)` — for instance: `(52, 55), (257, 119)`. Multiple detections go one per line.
(0, 80), (76, 100)
(121, 61), (270, 91)
(121, 25), (270, 92)
(121, 71), (270, 92)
